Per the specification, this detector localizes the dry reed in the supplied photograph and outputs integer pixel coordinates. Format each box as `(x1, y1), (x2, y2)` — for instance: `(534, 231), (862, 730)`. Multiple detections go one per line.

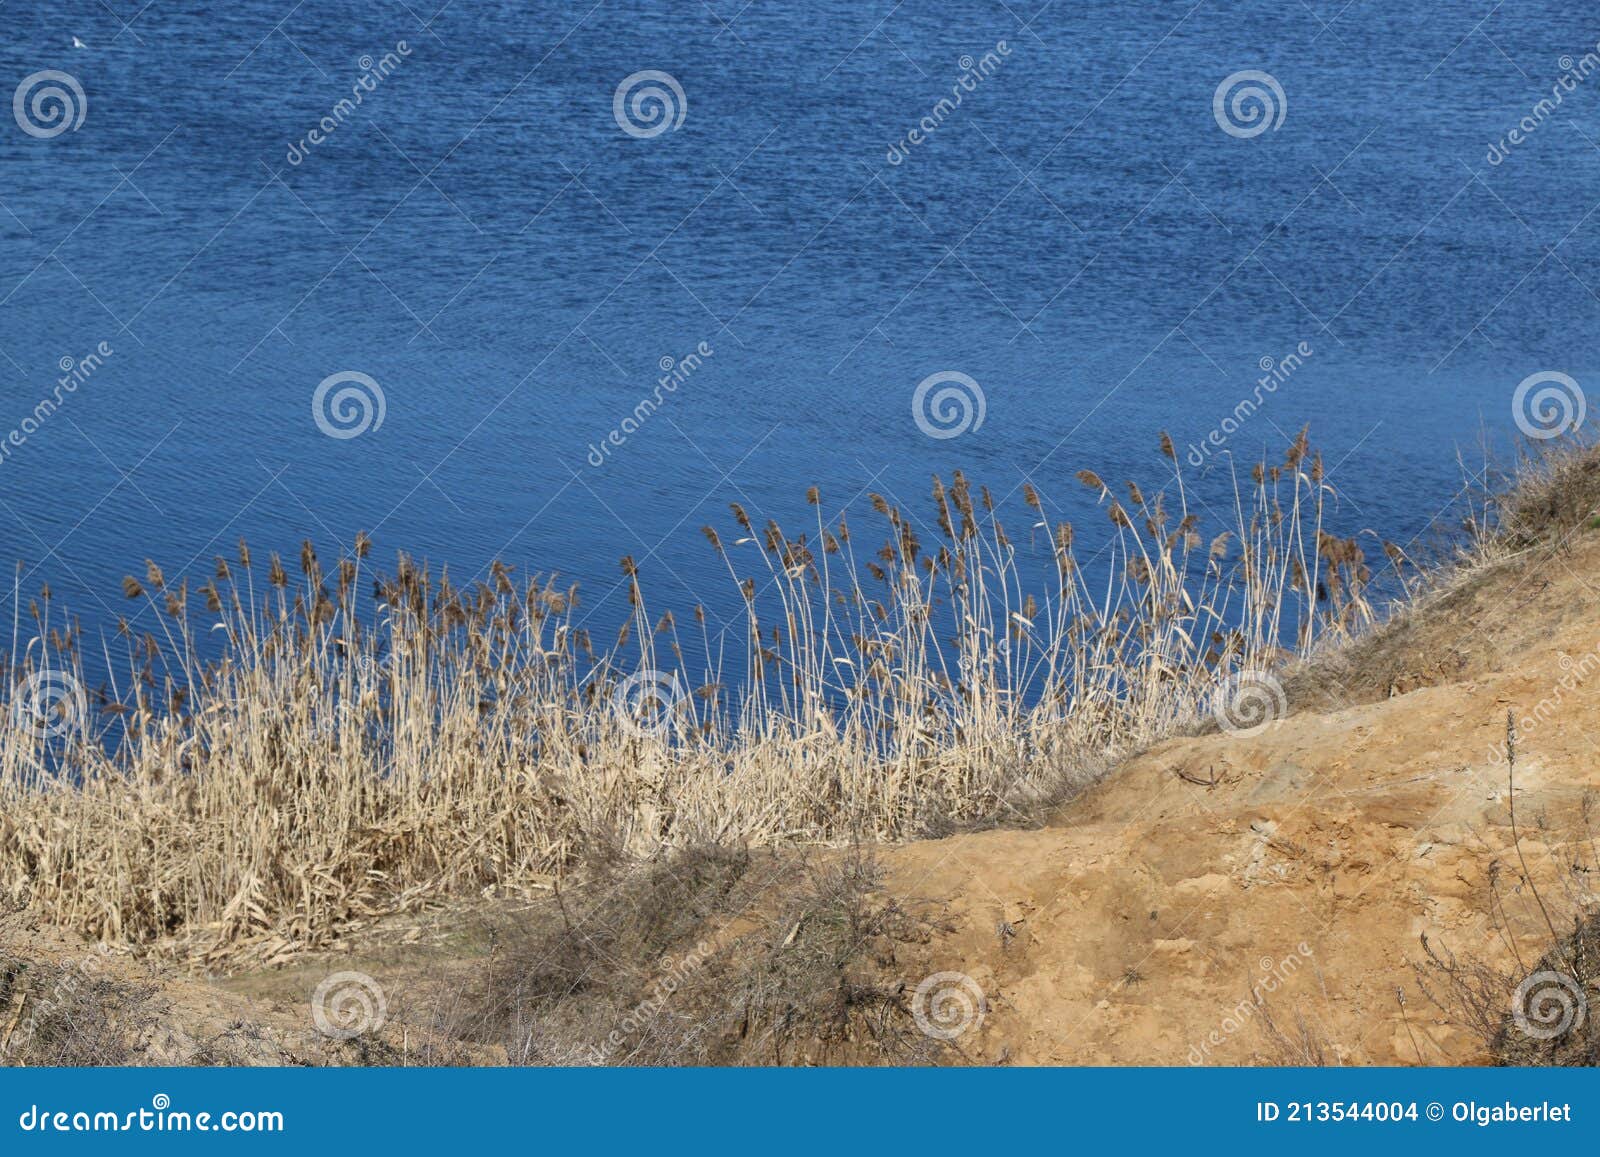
(0, 433), (1371, 963)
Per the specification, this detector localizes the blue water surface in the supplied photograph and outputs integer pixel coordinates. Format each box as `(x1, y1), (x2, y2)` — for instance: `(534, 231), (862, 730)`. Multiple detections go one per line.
(2, 0), (1597, 653)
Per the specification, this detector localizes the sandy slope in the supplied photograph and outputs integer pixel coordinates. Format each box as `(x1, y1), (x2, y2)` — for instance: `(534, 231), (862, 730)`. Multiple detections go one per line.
(876, 535), (1600, 1064)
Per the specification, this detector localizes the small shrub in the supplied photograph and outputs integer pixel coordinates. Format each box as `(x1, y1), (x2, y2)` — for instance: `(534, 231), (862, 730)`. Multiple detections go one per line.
(0, 948), (155, 1066)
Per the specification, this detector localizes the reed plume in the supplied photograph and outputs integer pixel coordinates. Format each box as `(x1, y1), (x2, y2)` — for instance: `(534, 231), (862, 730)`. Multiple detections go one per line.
(0, 436), (1368, 966)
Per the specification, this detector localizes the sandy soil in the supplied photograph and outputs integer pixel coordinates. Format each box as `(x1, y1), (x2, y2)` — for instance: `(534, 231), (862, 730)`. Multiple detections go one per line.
(874, 534), (1600, 1064)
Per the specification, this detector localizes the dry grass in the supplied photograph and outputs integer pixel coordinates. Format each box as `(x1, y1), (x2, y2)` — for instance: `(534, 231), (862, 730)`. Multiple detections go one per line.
(1285, 433), (1600, 713)
(698, 847), (950, 1066)
(456, 843), (755, 1064)
(451, 843), (949, 1065)
(1477, 434), (1600, 555)
(0, 945), (156, 1066)
(1414, 714), (1600, 1066)
(1256, 997), (1338, 1066)
(1417, 908), (1600, 1066)
(0, 432), (1374, 963)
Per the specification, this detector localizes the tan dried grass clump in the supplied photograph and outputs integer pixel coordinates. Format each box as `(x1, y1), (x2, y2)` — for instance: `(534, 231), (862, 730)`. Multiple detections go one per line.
(0, 433), (1370, 964)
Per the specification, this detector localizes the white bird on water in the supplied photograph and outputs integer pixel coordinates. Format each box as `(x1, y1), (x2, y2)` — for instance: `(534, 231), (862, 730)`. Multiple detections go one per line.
(72, 36), (87, 49)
